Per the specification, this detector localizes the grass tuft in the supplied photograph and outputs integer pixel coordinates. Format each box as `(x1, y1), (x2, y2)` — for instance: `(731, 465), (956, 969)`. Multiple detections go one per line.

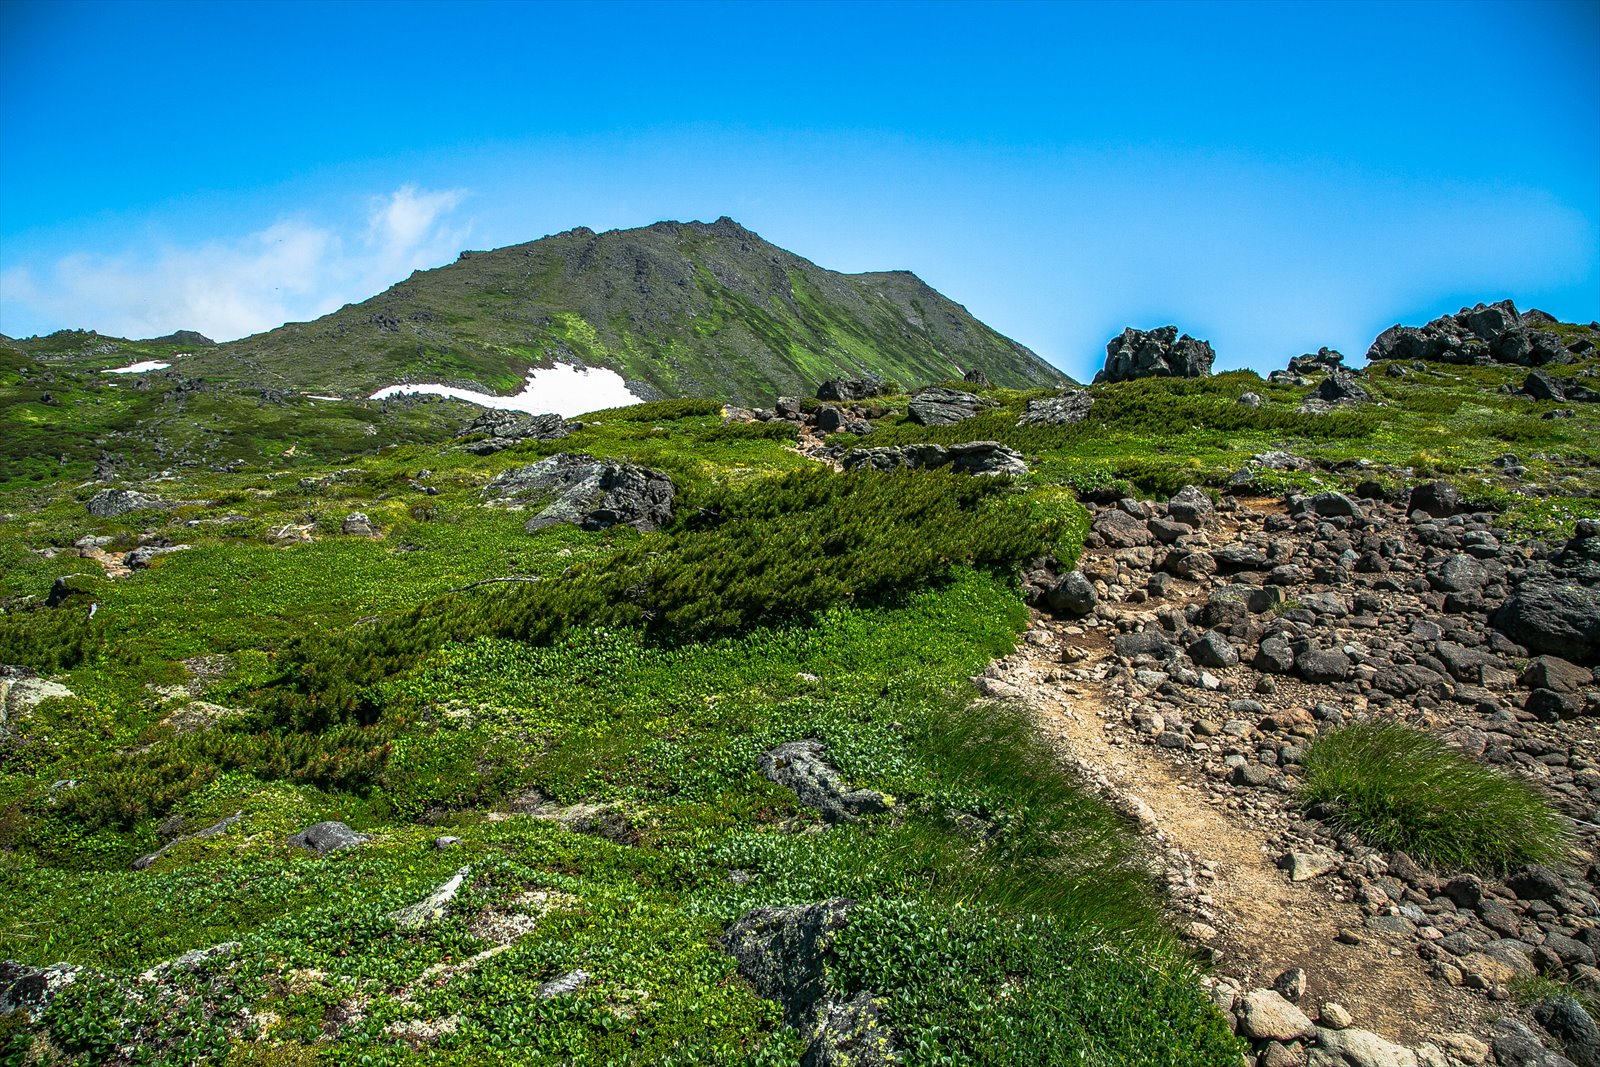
(1298, 721), (1571, 873)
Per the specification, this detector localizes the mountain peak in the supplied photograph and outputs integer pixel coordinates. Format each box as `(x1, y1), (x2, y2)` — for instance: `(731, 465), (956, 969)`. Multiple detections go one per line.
(188, 220), (1070, 404)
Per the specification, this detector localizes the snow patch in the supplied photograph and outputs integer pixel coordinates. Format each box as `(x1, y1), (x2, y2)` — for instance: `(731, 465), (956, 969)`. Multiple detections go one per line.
(104, 360), (171, 374)
(305, 395), (344, 401)
(370, 363), (642, 418)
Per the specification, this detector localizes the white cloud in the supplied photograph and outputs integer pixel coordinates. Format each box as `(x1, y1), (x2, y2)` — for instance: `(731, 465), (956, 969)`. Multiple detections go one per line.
(0, 185), (469, 342)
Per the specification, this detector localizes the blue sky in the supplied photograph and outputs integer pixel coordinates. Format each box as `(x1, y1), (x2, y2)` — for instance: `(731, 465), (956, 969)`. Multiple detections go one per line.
(1, 0), (1596, 381)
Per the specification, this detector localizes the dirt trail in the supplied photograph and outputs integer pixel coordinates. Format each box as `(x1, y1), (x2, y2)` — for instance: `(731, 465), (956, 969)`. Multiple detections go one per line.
(991, 614), (1493, 1046)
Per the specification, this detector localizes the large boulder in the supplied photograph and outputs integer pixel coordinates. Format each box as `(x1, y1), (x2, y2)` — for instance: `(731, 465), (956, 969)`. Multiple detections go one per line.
(483, 453), (676, 533)
(286, 821), (368, 854)
(1367, 300), (1577, 367)
(458, 410), (575, 454)
(1095, 326), (1215, 383)
(86, 488), (170, 518)
(758, 740), (890, 823)
(843, 442), (1025, 477)
(1493, 582), (1600, 665)
(906, 388), (992, 426)
(720, 900), (898, 1066)
(817, 378), (888, 402)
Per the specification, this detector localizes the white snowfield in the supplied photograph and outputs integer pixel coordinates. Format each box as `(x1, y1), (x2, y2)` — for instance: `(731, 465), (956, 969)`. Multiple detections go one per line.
(369, 363), (643, 418)
(104, 360), (172, 373)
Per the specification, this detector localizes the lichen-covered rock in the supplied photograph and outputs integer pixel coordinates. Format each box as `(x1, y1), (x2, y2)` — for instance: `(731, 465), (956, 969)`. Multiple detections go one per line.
(391, 866), (471, 930)
(286, 820), (369, 854)
(86, 488), (170, 517)
(459, 410), (575, 454)
(906, 387), (992, 426)
(1018, 390), (1094, 426)
(721, 899), (855, 1032)
(842, 442), (1025, 477)
(483, 452), (676, 533)
(759, 740), (890, 823)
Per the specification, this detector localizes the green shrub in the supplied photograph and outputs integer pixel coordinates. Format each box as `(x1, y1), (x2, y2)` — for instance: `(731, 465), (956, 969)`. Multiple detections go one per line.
(1299, 721), (1570, 872)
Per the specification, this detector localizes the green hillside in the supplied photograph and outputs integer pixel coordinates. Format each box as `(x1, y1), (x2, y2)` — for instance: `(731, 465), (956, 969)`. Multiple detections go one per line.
(174, 218), (1070, 404)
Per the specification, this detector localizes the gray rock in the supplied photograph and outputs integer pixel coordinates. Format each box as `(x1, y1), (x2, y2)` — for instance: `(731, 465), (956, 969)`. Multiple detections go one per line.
(1018, 391), (1094, 426)
(0, 960), (82, 1020)
(1522, 655), (1594, 693)
(721, 899), (855, 1032)
(1309, 372), (1370, 405)
(1532, 997), (1599, 1067)
(809, 990), (900, 1067)
(759, 740), (889, 823)
(536, 969), (592, 999)
(1506, 864), (1564, 902)
(1429, 553), (1488, 593)
(1493, 1018), (1579, 1067)
(1092, 509), (1152, 548)
(1298, 648), (1352, 684)
(1239, 988), (1316, 1041)
(843, 442), (1025, 477)
(124, 544), (191, 569)
(1114, 630), (1173, 661)
(341, 512), (377, 536)
(286, 820), (368, 854)
(1095, 325), (1215, 383)
(817, 378), (888, 402)
(86, 488), (170, 518)
(907, 388), (991, 426)
(1167, 486), (1214, 527)
(484, 453), (676, 533)
(391, 866), (471, 930)
(1493, 581), (1600, 665)
(1189, 629), (1239, 668)
(947, 441), (1028, 476)
(1238, 391), (1264, 408)
(1255, 637), (1297, 674)
(1306, 492), (1360, 518)
(1367, 299), (1571, 368)
(1044, 571), (1098, 617)
(459, 410), (574, 454)
(1408, 481), (1460, 517)
(1523, 370), (1567, 402)
(1307, 1026), (1420, 1067)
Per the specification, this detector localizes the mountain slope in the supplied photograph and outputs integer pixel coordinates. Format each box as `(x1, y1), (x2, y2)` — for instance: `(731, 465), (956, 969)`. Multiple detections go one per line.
(188, 217), (1071, 405)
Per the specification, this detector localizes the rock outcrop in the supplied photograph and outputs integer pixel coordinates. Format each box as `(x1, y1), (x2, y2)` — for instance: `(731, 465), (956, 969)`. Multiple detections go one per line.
(1367, 300), (1576, 367)
(483, 452), (676, 532)
(1095, 326), (1215, 383)
(843, 441), (1027, 477)
(758, 740), (891, 823)
(458, 410), (576, 455)
(906, 387), (993, 426)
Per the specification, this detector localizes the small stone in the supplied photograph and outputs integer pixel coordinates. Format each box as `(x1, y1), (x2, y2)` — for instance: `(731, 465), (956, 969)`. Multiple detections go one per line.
(433, 836), (462, 850)
(1240, 988), (1316, 1042)
(1319, 1002), (1353, 1030)
(1273, 967), (1308, 1003)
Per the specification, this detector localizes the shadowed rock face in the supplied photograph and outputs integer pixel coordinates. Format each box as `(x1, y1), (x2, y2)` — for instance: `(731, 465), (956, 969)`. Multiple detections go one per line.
(1094, 326), (1215, 383)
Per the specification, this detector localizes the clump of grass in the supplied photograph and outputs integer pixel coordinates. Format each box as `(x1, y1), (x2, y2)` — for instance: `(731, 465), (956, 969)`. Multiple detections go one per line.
(1299, 721), (1570, 872)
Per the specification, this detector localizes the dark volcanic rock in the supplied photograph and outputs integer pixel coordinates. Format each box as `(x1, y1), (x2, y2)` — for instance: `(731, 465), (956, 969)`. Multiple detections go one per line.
(1044, 571), (1098, 617)
(907, 387), (992, 426)
(483, 452), (676, 533)
(1493, 582), (1600, 665)
(1308, 372), (1370, 405)
(1367, 299), (1576, 367)
(1409, 481), (1461, 517)
(1092, 509), (1152, 548)
(1533, 997), (1600, 1067)
(758, 740), (890, 823)
(1094, 326), (1215, 383)
(843, 442), (1025, 477)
